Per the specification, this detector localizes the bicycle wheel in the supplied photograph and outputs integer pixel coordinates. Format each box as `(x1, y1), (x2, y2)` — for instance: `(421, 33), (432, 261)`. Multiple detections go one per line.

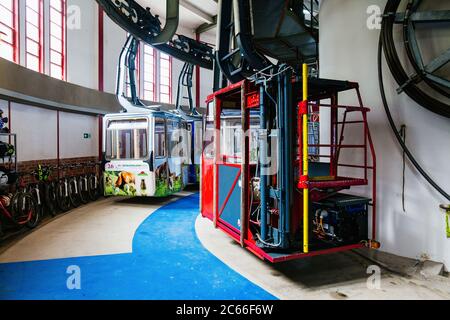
(28, 185), (44, 221)
(98, 173), (105, 198)
(11, 192), (39, 228)
(78, 176), (90, 204)
(56, 180), (71, 212)
(88, 174), (100, 201)
(44, 182), (58, 217)
(68, 177), (81, 208)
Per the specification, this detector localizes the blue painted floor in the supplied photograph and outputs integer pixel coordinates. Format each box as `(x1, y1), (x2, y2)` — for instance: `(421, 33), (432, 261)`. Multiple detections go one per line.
(0, 194), (276, 300)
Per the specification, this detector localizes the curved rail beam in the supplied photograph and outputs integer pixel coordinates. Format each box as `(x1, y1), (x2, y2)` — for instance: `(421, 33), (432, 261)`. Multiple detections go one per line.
(96, 0), (214, 70)
(152, 0), (180, 45)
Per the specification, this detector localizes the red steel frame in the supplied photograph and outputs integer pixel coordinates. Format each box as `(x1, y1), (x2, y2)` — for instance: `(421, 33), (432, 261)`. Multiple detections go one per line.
(201, 80), (378, 263)
(98, 7), (104, 91)
(297, 83), (377, 240)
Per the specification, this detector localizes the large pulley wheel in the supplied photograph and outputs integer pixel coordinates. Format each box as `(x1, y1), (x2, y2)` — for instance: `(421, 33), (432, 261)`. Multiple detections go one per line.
(382, 0), (450, 118)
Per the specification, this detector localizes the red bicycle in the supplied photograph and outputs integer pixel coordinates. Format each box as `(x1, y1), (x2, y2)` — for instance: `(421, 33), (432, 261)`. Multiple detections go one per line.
(0, 172), (39, 231)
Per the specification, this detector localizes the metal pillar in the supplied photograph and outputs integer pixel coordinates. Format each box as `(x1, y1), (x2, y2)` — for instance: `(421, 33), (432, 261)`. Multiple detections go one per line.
(277, 73), (286, 246)
(283, 68), (293, 248)
(259, 84), (268, 241)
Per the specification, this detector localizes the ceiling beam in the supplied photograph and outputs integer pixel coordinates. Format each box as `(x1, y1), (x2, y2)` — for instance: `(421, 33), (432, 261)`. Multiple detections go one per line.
(196, 15), (217, 34)
(179, 0), (215, 24)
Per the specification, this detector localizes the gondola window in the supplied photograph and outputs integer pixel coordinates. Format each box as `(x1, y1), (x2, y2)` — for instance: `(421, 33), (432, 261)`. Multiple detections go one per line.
(106, 119), (149, 160)
(155, 118), (166, 158)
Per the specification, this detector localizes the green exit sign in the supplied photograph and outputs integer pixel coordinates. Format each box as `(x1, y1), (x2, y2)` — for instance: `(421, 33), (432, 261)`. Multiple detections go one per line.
(83, 133), (92, 139)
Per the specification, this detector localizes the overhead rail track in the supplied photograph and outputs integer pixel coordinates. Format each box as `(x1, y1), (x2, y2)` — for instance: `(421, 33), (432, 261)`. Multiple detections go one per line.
(95, 0), (214, 70)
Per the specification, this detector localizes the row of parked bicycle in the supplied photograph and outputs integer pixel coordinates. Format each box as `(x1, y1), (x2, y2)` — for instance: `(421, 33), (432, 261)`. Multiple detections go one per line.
(0, 162), (104, 238)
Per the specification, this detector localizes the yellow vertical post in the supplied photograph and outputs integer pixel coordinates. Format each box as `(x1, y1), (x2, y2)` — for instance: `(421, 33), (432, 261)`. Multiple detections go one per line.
(302, 63), (309, 254)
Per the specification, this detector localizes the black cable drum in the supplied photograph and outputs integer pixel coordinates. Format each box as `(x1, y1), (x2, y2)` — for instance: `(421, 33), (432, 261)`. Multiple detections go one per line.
(381, 0), (450, 118)
(379, 0), (450, 201)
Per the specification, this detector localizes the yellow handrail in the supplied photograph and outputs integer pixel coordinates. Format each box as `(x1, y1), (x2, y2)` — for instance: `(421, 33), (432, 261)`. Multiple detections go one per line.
(303, 63), (309, 254)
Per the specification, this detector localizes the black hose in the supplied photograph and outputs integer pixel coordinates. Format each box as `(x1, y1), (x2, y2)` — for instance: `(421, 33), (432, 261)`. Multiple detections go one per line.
(378, 35), (450, 201)
(381, 0), (450, 118)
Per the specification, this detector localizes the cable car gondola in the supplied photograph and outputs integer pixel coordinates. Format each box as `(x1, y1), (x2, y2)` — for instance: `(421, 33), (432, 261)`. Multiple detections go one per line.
(103, 35), (189, 197)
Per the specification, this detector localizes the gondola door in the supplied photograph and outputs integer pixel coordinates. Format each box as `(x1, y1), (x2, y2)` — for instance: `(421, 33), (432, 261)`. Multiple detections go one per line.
(153, 117), (170, 197)
(166, 118), (185, 193)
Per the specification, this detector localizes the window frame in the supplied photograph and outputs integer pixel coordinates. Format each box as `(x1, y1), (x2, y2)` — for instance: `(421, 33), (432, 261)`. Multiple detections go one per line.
(203, 101), (216, 160)
(159, 52), (172, 104)
(0, 0), (19, 63)
(154, 117), (167, 159)
(25, 0), (44, 73)
(49, 0), (66, 80)
(142, 44), (156, 102)
(105, 118), (150, 161)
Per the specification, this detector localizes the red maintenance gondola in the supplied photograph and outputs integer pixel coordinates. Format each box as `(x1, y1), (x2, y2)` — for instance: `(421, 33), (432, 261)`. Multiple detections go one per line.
(201, 66), (380, 263)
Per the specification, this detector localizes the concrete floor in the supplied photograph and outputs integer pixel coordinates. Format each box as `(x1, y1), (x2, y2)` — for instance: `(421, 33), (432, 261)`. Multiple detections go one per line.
(0, 193), (192, 263)
(0, 193), (273, 300)
(196, 216), (450, 300)
(1, 192), (449, 300)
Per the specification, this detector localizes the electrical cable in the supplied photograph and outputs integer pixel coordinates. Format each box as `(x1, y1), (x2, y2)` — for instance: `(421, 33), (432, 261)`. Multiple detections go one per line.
(256, 233), (282, 248)
(378, 34), (450, 201)
(399, 125), (406, 212)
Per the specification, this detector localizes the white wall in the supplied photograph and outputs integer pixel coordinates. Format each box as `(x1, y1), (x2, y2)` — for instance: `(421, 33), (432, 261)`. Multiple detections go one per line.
(10, 103), (58, 162)
(103, 15), (127, 94)
(320, 0), (450, 268)
(66, 0), (99, 89)
(59, 111), (99, 158)
(0, 99), (99, 162)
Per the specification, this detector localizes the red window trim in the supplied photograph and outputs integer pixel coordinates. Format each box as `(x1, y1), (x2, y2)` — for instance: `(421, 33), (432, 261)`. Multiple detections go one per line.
(159, 53), (172, 104)
(143, 44), (156, 102)
(25, 0), (44, 73)
(49, 0), (66, 80)
(0, 0), (19, 63)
